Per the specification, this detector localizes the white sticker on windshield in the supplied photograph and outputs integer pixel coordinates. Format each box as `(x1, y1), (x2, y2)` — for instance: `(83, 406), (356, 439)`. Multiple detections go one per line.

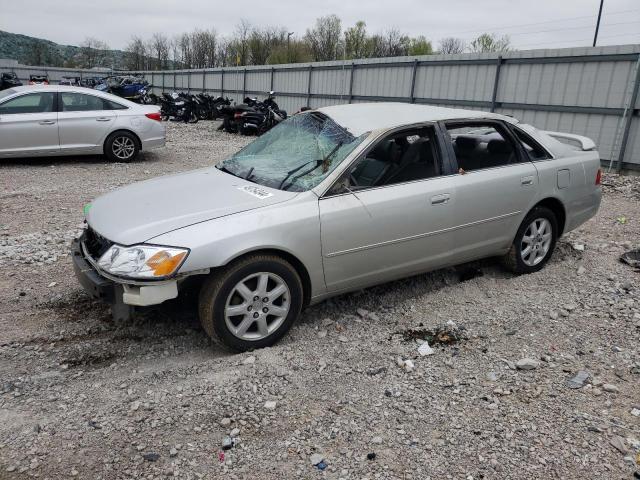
(238, 185), (273, 199)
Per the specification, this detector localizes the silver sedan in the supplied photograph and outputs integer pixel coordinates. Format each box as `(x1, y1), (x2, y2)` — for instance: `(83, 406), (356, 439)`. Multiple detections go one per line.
(73, 103), (601, 351)
(0, 85), (165, 161)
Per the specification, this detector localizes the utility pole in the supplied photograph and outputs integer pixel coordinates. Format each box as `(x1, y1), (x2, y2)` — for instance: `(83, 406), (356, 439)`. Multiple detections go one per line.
(287, 32), (294, 62)
(593, 0), (604, 47)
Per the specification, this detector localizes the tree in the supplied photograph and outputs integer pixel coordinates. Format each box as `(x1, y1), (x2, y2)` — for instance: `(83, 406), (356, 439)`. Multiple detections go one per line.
(345, 21), (368, 59)
(305, 14), (342, 61)
(438, 37), (466, 54)
(469, 33), (510, 53)
(382, 29), (410, 57)
(408, 36), (433, 56)
(80, 37), (109, 68)
(125, 36), (146, 70)
(151, 33), (169, 70)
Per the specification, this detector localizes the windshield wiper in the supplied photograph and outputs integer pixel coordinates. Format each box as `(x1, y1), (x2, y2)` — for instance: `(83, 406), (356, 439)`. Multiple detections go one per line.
(278, 141), (344, 191)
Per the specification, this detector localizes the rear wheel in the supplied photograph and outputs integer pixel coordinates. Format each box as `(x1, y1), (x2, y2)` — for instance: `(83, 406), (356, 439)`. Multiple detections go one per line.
(104, 131), (139, 162)
(199, 254), (303, 352)
(502, 206), (558, 274)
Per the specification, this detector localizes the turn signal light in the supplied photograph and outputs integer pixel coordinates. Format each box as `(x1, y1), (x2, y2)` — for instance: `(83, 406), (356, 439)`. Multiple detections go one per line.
(145, 251), (187, 277)
(595, 168), (602, 185)
(145, 112), (162, 122)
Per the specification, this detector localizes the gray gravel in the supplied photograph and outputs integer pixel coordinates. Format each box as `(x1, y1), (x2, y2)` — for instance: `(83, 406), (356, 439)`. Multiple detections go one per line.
(0, 121), (639, 479)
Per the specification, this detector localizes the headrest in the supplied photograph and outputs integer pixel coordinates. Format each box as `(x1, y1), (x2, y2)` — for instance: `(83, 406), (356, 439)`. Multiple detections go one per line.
(455, 136), (478, 151)
(487, 139), (513, 154)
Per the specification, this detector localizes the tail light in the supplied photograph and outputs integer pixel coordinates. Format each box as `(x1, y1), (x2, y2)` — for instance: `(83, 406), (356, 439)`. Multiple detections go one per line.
(145, 112), (162, 122)
(595, 168), (602, 186)
(234, 112), (243, 119)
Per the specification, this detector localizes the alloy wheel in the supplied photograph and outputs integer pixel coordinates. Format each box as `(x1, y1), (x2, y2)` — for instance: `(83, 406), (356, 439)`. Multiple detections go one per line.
(520, 218), (552, 267)
(112, 136), (136, 160)
(224, 272), (291, 341)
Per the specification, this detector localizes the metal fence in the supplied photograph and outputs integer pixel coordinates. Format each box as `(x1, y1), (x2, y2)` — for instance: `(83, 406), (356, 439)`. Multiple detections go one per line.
(3, 44), (640, 171)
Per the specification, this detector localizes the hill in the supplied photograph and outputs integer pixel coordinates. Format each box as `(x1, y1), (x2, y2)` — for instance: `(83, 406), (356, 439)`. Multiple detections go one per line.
(0, 30), (128, 69)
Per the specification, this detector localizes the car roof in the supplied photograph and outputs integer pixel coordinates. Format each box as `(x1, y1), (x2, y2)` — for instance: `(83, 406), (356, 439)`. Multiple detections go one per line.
(316, 103), (517, 136)
(4, 85), (141, 107)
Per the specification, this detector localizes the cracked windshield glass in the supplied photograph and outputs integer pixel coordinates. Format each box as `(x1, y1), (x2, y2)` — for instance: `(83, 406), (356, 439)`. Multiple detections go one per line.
(217, 112), (366, 191)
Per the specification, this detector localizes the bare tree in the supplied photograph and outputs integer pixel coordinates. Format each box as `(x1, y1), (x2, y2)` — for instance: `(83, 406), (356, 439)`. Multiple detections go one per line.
(125, 36), (146, 70)
(305, 14), (342, 61)
(382, 29), (410, 57)
(179, 33), (192, 69)
(438, 37), (466, 55)
(151, 33), (170, 70)
(80, 37), (109, 68)
(170, 36), (180, 69)
(345, 21), (368, 59)
(469, 33), (510, 53)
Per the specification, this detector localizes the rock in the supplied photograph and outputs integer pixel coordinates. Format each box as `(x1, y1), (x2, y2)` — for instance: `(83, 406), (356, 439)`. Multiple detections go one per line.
(230, 428), (240, 437)
(566, 371), (590, 389)
(47, 281), (57, 287)
(310, 453), (324, 466)
(264, 400), (277, 410)
(169, 448), (178, 457)
(577, 266), (586, 275)
(516, 358), (539, 370)
(142, 452), (160, 462)
(242, 355), (256, 365)
(222, 436), (234, 450)
(317, 330), (327, 338)
(602, 383), (619, 393)
(549, 310), (559, 320)
(572, 244), (585, 251)
(403, 359), (415, 372)
(486, 372), (498, 382)
(631, 408), (640, 417)
(418, 341), (434, 356)
(338, 335), (348, 342)
(130, 401), (141, 411)
(371, 436), (383, 444)
(356, 308), (369, 318)
(367, 452), (376, 460)
(220, 417), (232, 427)
(609, 436), (628, 454)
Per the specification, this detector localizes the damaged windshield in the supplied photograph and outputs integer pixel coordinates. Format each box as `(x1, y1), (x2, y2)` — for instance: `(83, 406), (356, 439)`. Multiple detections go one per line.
(217, 112), (366, 192)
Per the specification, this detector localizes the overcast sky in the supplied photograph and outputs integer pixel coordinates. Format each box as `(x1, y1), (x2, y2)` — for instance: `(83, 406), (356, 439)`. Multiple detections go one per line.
(1, 0), (639, 51)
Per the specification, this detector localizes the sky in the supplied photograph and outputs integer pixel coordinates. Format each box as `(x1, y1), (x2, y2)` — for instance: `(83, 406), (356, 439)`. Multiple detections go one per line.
(1, 0), (639, 51)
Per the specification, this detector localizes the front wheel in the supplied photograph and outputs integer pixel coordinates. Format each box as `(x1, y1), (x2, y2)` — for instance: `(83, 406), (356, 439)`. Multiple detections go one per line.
(502, 206), (558, 274)
(104, 131), (139, 162)
(199, 255), (304, 352)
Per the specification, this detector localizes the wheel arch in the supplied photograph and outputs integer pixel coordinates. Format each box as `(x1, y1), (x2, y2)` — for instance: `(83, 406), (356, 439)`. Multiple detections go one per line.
(532, 197), (566, 236)
(104, 129), (142, 153)
(219, 248), (312, 308)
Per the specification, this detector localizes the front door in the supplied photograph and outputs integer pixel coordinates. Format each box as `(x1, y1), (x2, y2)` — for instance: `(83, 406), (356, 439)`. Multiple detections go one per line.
(0, 91), (58, 157)
(319, 125), (456, 293)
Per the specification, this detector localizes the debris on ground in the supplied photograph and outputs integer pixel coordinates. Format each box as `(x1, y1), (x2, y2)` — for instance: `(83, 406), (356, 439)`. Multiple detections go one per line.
(621, 249), (640, 269)
(566, 370), (590, 389)
(515, 358), (539, 370)
(367, 452), (377, 460)
(310, 453), (324, 466)
(142, 452), (160, 462)
(418, 341), (435, 356)
(400, 323), (466, 346)
(222, 436), (234, 450)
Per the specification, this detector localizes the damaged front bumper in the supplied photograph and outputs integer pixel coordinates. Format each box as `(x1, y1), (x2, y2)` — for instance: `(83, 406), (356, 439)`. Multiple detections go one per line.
(71, 236), (179, 317)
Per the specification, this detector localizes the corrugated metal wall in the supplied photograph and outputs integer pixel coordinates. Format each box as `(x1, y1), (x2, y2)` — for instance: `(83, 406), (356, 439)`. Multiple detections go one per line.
(3, 44), (639, 169)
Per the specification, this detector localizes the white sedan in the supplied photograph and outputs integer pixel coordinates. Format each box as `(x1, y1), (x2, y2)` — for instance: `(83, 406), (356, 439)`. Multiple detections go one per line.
(0, 85), (165, 162)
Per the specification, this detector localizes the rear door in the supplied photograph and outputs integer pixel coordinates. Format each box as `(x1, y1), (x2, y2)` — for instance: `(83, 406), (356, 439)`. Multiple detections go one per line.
(0, 91), (58, 157)
(441, 120), (539, 261)
(57, 92), (119, 153)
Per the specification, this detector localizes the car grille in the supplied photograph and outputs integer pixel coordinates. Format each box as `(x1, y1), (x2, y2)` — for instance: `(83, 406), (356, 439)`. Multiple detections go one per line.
(83, 227), (113, 261)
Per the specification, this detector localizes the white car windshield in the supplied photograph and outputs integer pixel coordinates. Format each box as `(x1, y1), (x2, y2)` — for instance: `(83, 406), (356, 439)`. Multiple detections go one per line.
(218, 112), (367, 192)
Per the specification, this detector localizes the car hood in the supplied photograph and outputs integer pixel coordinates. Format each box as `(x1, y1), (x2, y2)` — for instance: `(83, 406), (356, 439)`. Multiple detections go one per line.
(86, 167), (297, 245)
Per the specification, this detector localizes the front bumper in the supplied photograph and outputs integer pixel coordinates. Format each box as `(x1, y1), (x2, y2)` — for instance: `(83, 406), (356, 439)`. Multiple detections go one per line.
(71, 236), (178, 307)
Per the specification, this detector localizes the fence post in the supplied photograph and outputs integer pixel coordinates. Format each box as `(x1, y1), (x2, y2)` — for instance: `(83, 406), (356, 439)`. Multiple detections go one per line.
(187, 71), (191, 93)
(221, 69), (225, 98)
(616, 55), (640, 173)
(242, 68), (247, 98)
(174, 71), (177, 92)
(490, 55), (503, 113)
(162, 71), (165, 94)
(409, 59), (418, 103)
(348, 63), (356, 104)
(203, 70), (206, 92)
(306, 65), (313, 107)
(270, 67), (275, 92)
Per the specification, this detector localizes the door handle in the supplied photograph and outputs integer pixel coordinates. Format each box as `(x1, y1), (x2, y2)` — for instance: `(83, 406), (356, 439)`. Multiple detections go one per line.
(521, 176), (534, 186)
(430, 193), (450, 205)
(39, 120), (55, 125)
(96, 117), (111, 122)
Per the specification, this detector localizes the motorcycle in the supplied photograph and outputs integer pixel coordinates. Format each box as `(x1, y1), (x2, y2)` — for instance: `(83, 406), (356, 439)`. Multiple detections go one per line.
(159, 92), (198, 123)
(232, 92), (288, 136)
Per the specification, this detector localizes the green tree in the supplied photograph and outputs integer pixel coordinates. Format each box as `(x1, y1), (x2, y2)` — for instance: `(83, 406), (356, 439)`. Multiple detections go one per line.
(408, 36), (433, 56)
(469, 33), (510, 53)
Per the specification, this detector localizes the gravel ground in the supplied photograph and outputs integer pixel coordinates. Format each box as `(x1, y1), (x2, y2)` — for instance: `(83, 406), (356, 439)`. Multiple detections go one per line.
(1, 121), (639, 480)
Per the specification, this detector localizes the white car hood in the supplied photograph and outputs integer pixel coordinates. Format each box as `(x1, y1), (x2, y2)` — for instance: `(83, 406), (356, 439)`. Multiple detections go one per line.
(86, 167), (296, 245)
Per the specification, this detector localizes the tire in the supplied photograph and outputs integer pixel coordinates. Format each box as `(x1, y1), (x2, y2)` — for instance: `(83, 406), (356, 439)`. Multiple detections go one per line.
(199, 254), (304, 352)
(502, 206), (558, 274)
(104, 131), (139, 162)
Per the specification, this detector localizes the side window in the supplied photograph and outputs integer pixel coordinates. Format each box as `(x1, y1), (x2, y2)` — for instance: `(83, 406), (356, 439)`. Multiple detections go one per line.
(446, 122), (520, 172)
(61, 92), (108, 112)
(0, 92), (55, 114)
(104, 99), (128, 110)
(339, 127), (441, 191)
(512, 127), (551, 161)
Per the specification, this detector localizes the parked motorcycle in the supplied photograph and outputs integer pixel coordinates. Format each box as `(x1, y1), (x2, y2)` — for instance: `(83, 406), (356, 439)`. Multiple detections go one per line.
(158, 92), (199, 123)
(222, 92), (287, 136)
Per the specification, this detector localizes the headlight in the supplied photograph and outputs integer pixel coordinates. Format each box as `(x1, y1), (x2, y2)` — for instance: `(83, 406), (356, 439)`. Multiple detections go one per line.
(97, 244), (188, 279)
